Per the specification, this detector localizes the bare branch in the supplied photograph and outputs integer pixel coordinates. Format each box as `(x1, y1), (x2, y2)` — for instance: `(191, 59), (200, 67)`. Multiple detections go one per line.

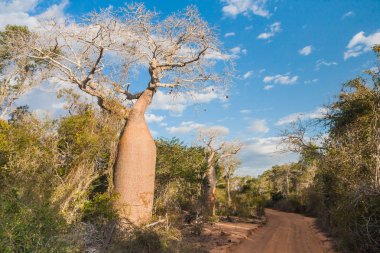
(5, 4), (230, 118)
(157, 47), (208, 69)
(81, 47), (104, 86)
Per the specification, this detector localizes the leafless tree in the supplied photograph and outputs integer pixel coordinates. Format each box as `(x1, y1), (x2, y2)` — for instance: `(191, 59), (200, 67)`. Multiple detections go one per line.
(221, 156), (240, 205)
(4, 4), (230, 224)
(0, 25), (47, 119)
(198, 128), (241, 216)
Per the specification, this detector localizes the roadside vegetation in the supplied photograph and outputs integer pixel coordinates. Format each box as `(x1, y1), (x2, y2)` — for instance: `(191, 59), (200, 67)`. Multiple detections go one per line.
(0, 103), (263, 252)
(258, 46), (380, 253)
(0, 2), (379, 252)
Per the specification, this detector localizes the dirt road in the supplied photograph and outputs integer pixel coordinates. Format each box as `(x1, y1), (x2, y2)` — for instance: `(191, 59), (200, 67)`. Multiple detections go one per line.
(227, 209), (335, 253)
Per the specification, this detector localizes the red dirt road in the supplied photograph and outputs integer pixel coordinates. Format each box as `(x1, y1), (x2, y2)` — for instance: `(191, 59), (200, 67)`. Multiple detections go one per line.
(227, 209), (336, 253)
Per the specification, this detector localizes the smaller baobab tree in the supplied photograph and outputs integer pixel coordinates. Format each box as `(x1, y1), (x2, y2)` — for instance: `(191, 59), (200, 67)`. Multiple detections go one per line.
(221, 156), (241, 206)
(198, 128), (241, 216)
(7, 4), (230, 224)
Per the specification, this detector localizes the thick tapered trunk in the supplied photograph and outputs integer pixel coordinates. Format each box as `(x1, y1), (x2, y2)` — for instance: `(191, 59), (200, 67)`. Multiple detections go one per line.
(113, 89), (156, 225)
(204, 160), (217, 216)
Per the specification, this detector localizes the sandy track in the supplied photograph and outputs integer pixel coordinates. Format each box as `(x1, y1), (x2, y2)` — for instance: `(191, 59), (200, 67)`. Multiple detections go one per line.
(227, 209), (336, 253)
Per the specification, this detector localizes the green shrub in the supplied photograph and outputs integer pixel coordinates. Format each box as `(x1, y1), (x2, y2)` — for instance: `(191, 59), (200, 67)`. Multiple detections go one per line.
(0, 192), (70, 253)
(82, 192), (118, 223)
(111, 226), (181, 253)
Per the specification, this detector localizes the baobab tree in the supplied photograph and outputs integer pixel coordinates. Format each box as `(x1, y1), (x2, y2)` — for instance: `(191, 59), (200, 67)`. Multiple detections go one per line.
(221, 156), (240, 206)
(198, 128), (241, 216)
(6, 4), (229, 224)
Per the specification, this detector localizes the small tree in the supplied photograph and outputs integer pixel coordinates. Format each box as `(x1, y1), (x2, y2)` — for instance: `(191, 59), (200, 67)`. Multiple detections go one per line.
(7, 4), (229, 224)
(155, 138), (206, 215)
(198, 128), (241, 216)
(221, 156), (240, 206)
(0, 25), (46, 118)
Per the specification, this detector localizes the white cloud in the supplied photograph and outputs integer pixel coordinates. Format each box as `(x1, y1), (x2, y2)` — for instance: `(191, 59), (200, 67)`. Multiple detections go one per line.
(342, 11), (355, 19)
(263, 85), (274, 90)
(304, 78), (319, 84)
(222, 0), (270, 18)
(225, 46), (247, 59)
(166, 121), (229, 135)
(263, 74), (298, 85)
(276, 107), (328, 126)
(16, 83), (68, 118)
(243, 70), (253, 79)
(315, 59), (338, 70)
(248, 119), (269, 133)
(240, 109), (251, 114)
(257, 22), (281, 40)
(344, 31), (380, 60)
(145, 113), (165, 123)
(204, 125), (230, 135)
(178, 47), (232, 61)
(150, 91), (187, 113)
(204, 49), (234, 60)
(0, 0), (68, 30)
(238, 136), (298, 175)
(0, 0), (39, 12)
(230, 46), (241, 54)
(166, 121), (205, 134)
(245, 25), (253, 30)
(244, 136), (283, 155)
(37, 0), (68, 23)
(150, 86), (224, 115)
(298, 45), (313, 56)
(224, 32), (236, 38)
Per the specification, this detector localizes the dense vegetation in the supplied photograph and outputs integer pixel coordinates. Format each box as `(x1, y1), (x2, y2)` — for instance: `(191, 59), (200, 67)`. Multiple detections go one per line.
(258, 47), (380, 252)
(0, 103), (258, 252)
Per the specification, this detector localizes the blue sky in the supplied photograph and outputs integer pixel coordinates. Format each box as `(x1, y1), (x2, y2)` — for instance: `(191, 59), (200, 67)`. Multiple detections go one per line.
(1, 0), (380, 175)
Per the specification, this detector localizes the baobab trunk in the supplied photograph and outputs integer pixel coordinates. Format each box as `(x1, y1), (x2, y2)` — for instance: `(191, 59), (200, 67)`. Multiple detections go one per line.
(204, 164), (217, 216)
(113, 89), (156, 225)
